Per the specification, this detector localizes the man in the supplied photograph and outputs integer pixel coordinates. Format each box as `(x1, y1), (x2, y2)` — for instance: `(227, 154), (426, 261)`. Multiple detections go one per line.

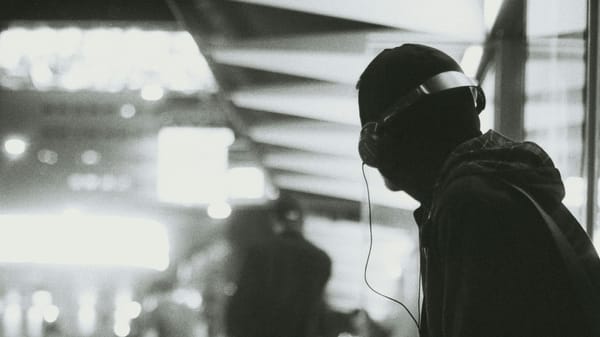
(356, 44), (600, 336)
(225, 194), (332, 337)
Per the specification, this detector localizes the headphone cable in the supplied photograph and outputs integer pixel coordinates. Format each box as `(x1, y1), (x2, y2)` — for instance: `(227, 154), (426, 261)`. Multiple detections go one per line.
(361, 163), (421, 332)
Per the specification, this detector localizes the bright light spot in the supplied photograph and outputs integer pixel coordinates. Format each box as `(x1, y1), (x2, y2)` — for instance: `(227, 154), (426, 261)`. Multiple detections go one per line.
(207, 202), (232, 220)
(119, 104), (136, 119)
(113, 321), (131, 337)
(26, 306), (43, 337)
(3, 301), (22, 337)
(484, 0), (505, 30)
(0, 214), (170, 270)
(142, 297), (158, 312)
(114, 292), (142, 321)
(564, 176), (585, 208)
(158, 127), (234, 205)
(42, 305), (59, 323)
(171, 288), (202, 310)
(227, 167), (265, 199)
(3, 291), (22, 337)
(460, 45), (484, 78)
(126, 302), (142, 319)
(81, 150), (101, 165)
(30, 62), (54, 89)
(68, 173), (132, 192)
(78, 292), (96, 336)
(141, 85), (164, 101)
(37, 149), (58, 165)
(32, 291), (52, 306)
(0, 26), (216, 93)
(4, 137), (27, 157)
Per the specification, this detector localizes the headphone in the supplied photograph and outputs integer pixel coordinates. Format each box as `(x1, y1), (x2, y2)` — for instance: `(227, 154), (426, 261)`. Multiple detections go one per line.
(358, 71), (485, 168)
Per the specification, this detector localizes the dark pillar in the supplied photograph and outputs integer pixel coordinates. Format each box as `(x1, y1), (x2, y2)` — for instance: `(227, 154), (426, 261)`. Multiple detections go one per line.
(585, 0), (599, 236)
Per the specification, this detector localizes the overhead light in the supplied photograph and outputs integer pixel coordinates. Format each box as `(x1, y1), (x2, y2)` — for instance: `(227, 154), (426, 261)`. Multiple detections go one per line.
(42, 305), (60, 324)
(0, 26), (217, 93)
(37, 149), (58, 165)
(3, 292), (23, 337)
(119, 104), (136, 119)
(78, 291), (96, 336)
(171, 288), (202, 309)
(207, 202), (232, 220)
(3, 137), (28, 157)
(141, 84), (164, 101)
(32, 291), (52, 306)
(113, 321), (130, 337)
(81, 150), (101, 165)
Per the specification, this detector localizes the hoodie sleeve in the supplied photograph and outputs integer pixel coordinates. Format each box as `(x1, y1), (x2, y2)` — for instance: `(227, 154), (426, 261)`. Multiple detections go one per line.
(432, 176), (574, 337)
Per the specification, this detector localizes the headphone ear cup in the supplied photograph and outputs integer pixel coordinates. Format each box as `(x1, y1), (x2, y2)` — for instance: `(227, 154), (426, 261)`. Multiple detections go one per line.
(359, 123), (383, 167)
(475, 86), (486, 114)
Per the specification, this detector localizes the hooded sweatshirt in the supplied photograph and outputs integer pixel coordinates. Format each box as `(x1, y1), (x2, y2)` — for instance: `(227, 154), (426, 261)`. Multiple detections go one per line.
(415, 130), (600, 337)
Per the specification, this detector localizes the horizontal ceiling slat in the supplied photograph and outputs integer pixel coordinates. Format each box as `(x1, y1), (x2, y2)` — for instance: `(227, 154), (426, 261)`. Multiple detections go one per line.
(230, 83), (359, 125)
(263, 152), (362, 181)
(226, 0), (485, 39)
(212, 48), (371, 84)
(248, 121), (359, 156)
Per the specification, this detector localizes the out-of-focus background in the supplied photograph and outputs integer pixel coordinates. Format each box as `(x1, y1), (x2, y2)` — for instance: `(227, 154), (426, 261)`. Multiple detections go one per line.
(0, 0), (597, 336)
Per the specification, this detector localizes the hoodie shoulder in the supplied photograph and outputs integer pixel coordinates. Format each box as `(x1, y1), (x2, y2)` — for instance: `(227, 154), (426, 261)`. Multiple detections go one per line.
(432, 174), (536, 261)
(436, 174), (517, 212)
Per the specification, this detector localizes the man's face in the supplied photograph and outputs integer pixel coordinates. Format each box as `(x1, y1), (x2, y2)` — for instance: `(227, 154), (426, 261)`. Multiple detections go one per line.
(374, 127), (428, 196)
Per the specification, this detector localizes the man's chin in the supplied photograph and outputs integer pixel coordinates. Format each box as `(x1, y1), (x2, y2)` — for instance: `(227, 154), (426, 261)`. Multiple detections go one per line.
(383, 177), (403, 191)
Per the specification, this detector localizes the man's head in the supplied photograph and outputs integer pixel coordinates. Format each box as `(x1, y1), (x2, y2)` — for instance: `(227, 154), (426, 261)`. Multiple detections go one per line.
(357, 44), (484, 199)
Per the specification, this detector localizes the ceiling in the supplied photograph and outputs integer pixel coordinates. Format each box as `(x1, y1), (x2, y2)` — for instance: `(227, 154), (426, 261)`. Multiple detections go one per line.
(0, 0), (588, 223)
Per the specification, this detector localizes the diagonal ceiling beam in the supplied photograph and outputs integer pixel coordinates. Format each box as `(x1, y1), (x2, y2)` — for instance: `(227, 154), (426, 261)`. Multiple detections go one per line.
(212, 30), (476, 84)
(263, 151), (362, 181)
(230, 83), (360, 125)
(215, 29), (478, 52)
(248, 121), (359, 157)
(212, 48), (372, 84)
(227, 0), (485, 39)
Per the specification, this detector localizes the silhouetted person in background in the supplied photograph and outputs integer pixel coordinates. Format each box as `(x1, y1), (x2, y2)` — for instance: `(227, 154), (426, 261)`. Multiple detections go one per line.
(225, 194), (332, 337)
(356, 44), (600, 336)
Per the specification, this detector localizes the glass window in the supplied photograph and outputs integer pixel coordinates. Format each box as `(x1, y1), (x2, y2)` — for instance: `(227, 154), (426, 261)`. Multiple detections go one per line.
(524, 0), (587, 223)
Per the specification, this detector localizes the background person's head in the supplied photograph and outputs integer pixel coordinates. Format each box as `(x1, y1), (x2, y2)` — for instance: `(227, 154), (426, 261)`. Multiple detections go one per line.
(357, 44), (483, 201)
(271, 193), (304, 234)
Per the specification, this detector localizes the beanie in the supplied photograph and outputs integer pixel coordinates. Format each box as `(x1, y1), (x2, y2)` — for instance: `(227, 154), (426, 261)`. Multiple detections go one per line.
(357, 44), (465, 125)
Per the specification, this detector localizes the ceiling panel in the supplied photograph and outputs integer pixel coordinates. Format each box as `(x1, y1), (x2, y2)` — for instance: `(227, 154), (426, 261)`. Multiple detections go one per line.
(227, 0), (485, 39)
(230, 82), (359, 125)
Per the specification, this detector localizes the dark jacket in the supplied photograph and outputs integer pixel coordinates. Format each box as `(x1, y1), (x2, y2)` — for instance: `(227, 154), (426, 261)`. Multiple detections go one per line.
(225, 230), (332, 337)
(417, 130), (600, 337)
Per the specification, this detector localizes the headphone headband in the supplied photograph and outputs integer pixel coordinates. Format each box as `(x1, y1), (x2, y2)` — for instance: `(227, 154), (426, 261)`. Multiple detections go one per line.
(382, 71), (478, 124)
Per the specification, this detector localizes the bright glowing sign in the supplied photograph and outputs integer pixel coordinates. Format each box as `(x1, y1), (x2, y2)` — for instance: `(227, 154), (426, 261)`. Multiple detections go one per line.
(227, 167), (265, 199)
(0, 214), (169, 270)
(158, 127), (234, 205)
(0, 26), (217, 93)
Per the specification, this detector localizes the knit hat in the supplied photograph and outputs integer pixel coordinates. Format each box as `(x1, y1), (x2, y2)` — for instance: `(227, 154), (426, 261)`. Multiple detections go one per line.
(357, 44), (465, 125)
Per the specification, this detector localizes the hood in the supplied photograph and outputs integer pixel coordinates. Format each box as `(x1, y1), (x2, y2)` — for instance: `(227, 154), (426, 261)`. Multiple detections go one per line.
(434, 130), (565, 211)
